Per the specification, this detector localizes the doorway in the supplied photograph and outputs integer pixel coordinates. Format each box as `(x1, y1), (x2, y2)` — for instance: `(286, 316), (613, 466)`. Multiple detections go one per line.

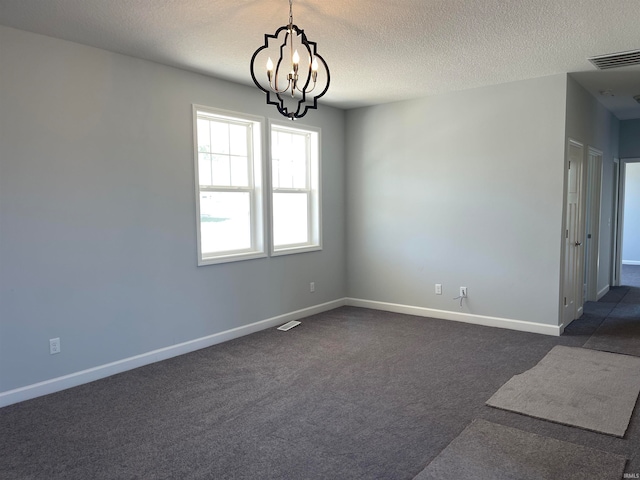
(616, 159), (640, 287)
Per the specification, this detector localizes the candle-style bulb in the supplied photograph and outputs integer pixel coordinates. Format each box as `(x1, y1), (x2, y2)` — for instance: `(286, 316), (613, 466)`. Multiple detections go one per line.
(266, 57), (273, 83)
(311, 57), (318, 72)
(292, 50), (300, 73)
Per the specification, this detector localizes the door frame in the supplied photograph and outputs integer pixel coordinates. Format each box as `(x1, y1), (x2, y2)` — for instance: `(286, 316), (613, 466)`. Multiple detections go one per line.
(584, 147), (603, 301)
(614, 158), (640, 285)
(561, 138), (586, 329)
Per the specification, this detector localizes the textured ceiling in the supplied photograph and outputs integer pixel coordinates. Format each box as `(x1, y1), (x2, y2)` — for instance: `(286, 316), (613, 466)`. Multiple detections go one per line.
(1, 0), (639, 118)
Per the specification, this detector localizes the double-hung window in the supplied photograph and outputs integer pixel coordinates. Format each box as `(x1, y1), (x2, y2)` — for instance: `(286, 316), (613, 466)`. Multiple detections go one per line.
(270, 122), (321, 255)
(193, 106), (265, 265)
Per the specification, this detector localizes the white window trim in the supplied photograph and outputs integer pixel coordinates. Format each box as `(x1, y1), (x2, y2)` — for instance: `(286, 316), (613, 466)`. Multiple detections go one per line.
(193, 105), (267, 266)
(269, 120), (322, 257)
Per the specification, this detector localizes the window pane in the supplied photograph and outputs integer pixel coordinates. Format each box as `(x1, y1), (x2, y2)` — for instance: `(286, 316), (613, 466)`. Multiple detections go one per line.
(211, 154), (231, 186)
(198, 153), (212, 186)
(200, 192), (252, 254)
(230, 155), (249, 187)
(273, 192), (308, 246)
(197, 118), (211, 153)
(272, 130), (307, 189)
(210, 121), (230, 154)
(229, 124), (248, 156)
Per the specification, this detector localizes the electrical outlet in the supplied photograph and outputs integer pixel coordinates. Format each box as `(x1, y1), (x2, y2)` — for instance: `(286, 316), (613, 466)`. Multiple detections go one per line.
(435, 284), (442, 295)
(460, 287), (467, 298)
(310, 282), (315, 293)
(49, 338), (61, 355)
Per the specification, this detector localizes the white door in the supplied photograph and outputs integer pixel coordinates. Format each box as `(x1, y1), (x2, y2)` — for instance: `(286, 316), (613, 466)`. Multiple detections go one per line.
(584, 148), (603, 301)
(563, 140), (585, 325)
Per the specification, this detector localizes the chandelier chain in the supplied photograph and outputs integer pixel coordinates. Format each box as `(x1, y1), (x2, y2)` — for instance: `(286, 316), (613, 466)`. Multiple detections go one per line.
(289, 0), (293, 26)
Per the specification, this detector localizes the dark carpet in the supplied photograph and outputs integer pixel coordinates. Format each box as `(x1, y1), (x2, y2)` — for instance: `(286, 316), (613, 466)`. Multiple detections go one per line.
(1, 291), (639, 479)
(622, 264), (640, 288)
(584, 285), (640, 357)
(413, 419), (627, 480)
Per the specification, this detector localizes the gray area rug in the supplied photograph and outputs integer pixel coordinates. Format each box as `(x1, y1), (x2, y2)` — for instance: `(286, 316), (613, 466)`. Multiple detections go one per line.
(486, 345), (640, 437)
(583, 286), (640, 357)
(413, 419), (627, 480)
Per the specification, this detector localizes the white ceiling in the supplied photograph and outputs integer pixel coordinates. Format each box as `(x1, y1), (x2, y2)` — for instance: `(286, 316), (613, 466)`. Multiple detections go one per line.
(1, 0), (639, 118)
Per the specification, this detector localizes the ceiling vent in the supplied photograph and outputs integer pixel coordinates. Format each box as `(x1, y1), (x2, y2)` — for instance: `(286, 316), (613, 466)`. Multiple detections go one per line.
(589, 50), (640, 70)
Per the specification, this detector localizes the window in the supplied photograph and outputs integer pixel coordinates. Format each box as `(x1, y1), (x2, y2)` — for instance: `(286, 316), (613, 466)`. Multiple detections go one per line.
(270, 122), (321, 255)
(193, 106), (265, 265)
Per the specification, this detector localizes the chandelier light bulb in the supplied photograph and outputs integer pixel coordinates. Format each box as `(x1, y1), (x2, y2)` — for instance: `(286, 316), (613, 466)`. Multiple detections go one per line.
(266, 57), (274, 83)
(292, 50), (301, 75)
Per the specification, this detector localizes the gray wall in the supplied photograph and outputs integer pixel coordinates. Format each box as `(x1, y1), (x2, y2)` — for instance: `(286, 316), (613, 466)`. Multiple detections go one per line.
(622, 162), (640, 263)
(564, 76), (620, 294)
(0, 26), (346, 393)
(620, 119), (640, 158)
(345, 75), (568, 326)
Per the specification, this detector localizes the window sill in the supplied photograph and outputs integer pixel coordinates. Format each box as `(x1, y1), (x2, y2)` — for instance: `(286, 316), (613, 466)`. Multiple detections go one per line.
(198, 251), (267, 266)
(271, 244), (322, 257)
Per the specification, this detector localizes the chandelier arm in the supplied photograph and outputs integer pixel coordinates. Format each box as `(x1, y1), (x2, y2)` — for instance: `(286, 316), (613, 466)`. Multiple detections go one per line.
(298, 82), (317, 94)
(272, 29), (294, 94)
(291, 31), (314, 94)
(250, 25), (289, 94)
(308, 53), (330, 100)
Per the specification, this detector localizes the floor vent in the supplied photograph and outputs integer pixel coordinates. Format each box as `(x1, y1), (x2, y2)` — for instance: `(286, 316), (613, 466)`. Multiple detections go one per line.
(589, 50), (640, 70)
(277, 321), (301, 331)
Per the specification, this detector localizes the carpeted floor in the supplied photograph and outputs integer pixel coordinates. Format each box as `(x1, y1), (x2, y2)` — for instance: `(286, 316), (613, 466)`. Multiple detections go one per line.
(584, 301), (640, 357)
(1, 288), (639, 479)
(622, 264), (640, 288)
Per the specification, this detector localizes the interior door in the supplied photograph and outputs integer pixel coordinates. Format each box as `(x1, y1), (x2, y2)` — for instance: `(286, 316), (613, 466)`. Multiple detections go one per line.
(563, 140), (584, 325)
(584, 148), (603, 301)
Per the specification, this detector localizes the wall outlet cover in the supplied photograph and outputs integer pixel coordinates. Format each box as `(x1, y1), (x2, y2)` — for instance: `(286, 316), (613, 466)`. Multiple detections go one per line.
(49, 338), (61, 355)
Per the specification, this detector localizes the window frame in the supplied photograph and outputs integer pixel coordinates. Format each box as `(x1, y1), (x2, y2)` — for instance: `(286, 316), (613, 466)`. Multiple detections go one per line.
(193, 105), (266, 266)
(269, 120), (322, 256)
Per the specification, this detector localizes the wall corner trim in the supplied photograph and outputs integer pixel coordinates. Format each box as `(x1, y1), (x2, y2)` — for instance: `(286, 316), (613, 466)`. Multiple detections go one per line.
(345, 298), (561, 337)
(0, 298), (347, 408)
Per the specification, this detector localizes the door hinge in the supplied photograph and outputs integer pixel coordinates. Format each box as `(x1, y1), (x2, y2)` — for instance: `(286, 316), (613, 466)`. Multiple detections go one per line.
(564, 296), (567, 306)
(566, 229), (569, 239)
(568, 161), (571, 169)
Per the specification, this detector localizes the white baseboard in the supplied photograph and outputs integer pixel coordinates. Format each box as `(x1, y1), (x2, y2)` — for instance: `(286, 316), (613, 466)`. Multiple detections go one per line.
(558, 318), (574, 335)
(0, 299), (346, 408)
(597, 285), (610, 300)
(345, 298), (561, 337)
(622, 260), (640, 265)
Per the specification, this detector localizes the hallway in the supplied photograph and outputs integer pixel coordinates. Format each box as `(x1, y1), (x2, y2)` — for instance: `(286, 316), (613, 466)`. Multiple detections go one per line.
(566, 284), (640, 358)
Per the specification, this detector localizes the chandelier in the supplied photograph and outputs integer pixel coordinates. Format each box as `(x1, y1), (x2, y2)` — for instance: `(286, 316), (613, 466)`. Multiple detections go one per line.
(250, 0), (330, 120)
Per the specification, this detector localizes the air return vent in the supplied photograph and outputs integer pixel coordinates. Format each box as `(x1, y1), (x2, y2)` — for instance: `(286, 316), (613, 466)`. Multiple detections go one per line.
(589, 50), (640, 70)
